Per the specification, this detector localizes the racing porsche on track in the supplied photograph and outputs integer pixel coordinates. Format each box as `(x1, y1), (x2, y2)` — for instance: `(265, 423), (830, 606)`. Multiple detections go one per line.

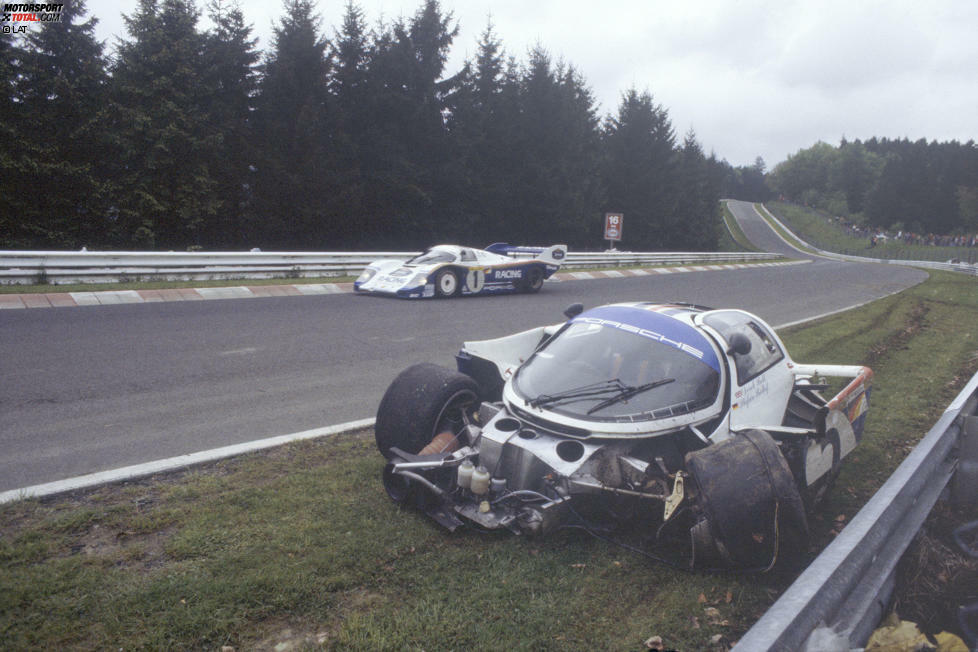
(354, 243), (567, 298)
(374, 302), (874, 570)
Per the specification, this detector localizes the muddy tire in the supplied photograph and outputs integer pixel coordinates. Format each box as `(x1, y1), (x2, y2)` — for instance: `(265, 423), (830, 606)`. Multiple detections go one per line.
(375, 363), (480, 460)
(685, 429), (808, 570)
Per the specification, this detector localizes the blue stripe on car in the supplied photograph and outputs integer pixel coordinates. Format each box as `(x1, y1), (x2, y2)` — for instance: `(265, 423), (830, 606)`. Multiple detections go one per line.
(572, 305), (721, 372)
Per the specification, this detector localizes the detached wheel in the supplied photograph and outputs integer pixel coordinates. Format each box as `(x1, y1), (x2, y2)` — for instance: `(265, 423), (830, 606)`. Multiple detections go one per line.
(375, 363), (480, 459)
(434, 269), (460, 297)
(522, 267), (545, 293)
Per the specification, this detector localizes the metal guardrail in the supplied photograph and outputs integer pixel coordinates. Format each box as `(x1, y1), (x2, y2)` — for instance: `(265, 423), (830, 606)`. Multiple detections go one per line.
(735, 369), (978, 651)
(756, 205), (978, 277)
(838, 248), (978, 266)
(0, 249), (784, 285)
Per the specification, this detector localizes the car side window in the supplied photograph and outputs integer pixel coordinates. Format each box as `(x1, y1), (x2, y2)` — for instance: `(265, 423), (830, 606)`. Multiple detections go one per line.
(703, 311), (784, 386)
(459, 249), (476, 262)
(408, 250), (456, 265)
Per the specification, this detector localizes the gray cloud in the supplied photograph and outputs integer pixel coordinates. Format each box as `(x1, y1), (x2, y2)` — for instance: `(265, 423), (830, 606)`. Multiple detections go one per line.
(79, 0), (977, 167)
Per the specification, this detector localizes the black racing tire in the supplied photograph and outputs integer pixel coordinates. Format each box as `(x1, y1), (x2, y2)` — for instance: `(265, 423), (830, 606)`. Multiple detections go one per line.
(375, 363), (480, 459)
(685, 429), (809, 570)
(521, 266), (545, 293)
(434, 268), (461, 298)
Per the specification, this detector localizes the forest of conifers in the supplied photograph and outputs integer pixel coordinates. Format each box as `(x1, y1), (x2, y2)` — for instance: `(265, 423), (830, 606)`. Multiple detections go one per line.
(768, 138), (978, 236)
(2, 0), (974, 253)
(0, 0), (751, 252)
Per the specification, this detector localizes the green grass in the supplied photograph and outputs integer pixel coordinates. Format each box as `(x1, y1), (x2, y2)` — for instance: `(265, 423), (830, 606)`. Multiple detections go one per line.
(765, 201), (868, 254)
(752, 203), (819, 255)
(765, 202), (978, 264)
(2, 271), (977, 650)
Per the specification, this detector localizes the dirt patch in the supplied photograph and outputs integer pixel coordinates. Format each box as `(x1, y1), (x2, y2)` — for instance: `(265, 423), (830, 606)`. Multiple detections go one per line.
(68, 523), (173, 571)
(863, 301), (929, 368)
(230, 589), (384, 651)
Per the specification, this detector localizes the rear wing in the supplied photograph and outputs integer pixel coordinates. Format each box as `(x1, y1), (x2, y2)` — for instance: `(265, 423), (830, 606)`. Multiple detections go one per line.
(793, 364), (874, 442)
(485, 243), (568, 266)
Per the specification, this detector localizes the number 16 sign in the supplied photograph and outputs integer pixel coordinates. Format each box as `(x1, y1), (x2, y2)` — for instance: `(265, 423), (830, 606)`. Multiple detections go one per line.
(604, 213), (623, 242)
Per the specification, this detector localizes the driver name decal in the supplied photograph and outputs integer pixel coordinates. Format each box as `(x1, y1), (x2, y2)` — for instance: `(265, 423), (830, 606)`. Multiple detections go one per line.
(735, 375), (769, 409)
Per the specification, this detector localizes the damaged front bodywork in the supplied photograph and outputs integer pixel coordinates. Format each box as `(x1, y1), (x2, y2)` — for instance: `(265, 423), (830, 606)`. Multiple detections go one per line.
(375, 302), (873, 570)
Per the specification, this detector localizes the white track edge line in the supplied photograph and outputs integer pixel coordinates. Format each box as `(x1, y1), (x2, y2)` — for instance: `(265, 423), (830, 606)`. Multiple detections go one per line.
(0, 417), (376, 505)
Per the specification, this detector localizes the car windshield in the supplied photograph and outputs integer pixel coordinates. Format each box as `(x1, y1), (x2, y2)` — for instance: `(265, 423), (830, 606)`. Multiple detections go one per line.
(513, 320), (720, 421)
(406, 249), (456, 265)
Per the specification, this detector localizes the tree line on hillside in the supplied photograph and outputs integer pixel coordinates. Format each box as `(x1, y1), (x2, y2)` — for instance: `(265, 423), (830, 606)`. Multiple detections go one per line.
(767, 138), (978, 236)
(0, 0), (764, 253)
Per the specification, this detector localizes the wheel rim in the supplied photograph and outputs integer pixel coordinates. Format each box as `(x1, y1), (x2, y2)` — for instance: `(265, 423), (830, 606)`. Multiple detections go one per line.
(438, 272), (457, 295)
(430, 389), (478, 442)
(530, 270), (543, 290)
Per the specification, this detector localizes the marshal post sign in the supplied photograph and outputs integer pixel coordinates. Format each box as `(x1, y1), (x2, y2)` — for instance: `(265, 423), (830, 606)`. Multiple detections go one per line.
(604, 212), (623, 245)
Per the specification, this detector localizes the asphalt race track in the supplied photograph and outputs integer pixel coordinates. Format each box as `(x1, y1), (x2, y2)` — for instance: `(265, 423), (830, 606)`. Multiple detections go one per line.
(0, 201), (927, 491)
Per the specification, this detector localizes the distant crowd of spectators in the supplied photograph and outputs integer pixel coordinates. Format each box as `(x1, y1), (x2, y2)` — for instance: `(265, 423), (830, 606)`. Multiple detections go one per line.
(833, 216), (978, 249)
(891, 231), (978, 248)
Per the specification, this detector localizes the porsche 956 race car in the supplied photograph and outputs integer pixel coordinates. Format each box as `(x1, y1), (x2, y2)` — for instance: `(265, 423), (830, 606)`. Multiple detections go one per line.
(374, 302), (874, 570)
(354, 243), (567, 298)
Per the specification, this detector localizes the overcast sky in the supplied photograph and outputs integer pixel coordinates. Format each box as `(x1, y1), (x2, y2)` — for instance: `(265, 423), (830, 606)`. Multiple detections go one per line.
(80, 0), (977, 168)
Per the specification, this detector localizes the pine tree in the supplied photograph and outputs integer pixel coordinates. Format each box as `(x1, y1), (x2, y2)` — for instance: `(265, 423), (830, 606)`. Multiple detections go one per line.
(403, 0), (462, 245)
(331, 1), (369, 111)
(0, 35), (28, 248)
(602, 88), (677, 250)
(326, 0), (371, 246)
(448, 21), (509, 243)
(0, 1), (112, 248)
(252, 0), (333, 248)
(674, 130), (719, 250)
(200, 0), (260, 248)
(358, 0), (460, 247)
(508, 48), (602, 247)
(112, 0), (220, 249)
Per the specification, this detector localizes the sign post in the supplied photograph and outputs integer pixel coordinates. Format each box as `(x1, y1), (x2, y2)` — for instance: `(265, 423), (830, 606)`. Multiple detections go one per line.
(604, 212), (623, 250)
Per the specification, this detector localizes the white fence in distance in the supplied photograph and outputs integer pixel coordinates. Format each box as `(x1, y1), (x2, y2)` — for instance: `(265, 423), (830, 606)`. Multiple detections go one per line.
(0, 249), (785, 286)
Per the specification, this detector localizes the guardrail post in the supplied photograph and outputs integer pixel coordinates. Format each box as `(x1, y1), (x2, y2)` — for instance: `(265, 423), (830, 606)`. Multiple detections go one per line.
(951, 415), (978, 510)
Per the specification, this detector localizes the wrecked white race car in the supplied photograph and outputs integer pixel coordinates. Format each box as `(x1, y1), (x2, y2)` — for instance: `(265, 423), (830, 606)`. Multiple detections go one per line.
(375, 302), (873, 570)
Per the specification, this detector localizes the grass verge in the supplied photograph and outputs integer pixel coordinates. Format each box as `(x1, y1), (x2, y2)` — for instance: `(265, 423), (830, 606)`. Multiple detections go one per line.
(766, 202), (978, 264)
(753, 203), (819, 255)
(2, 271), (977, 650)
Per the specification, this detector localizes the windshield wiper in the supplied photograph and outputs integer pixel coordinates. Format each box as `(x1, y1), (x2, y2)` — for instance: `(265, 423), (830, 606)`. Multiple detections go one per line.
(528, 379), (628, 409)
(585, 378), (675, 415)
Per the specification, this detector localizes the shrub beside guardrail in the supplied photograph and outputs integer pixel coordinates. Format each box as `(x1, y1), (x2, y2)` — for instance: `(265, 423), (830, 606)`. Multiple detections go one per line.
(0, 249), (786, 286)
